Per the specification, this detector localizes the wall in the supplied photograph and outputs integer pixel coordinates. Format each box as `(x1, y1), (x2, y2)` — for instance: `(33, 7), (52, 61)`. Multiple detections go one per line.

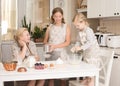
(18, 0), (50, 29)
(100, 18), (120, 34)
(17, 0), (26, 28)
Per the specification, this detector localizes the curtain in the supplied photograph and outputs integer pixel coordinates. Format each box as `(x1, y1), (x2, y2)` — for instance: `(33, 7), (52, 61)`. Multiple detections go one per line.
(1, 0), (17, 40)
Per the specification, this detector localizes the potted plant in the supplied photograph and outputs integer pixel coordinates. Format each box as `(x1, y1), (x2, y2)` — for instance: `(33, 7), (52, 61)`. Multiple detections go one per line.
(32, 26), (46, 42)
(21, 16), (31, 34)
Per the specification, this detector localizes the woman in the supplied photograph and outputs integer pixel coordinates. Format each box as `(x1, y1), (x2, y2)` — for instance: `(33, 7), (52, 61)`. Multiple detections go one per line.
(71, 13), (101, 86)
(44, 7), (71, 86)
(12, 28), (45, 86)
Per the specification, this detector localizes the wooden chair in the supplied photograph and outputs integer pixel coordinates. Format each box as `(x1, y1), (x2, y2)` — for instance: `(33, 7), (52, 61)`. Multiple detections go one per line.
(69, 49), (114, 86)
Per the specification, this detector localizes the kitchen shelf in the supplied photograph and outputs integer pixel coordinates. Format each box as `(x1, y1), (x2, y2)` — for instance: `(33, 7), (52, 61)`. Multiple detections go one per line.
(77, 8), (87, 13)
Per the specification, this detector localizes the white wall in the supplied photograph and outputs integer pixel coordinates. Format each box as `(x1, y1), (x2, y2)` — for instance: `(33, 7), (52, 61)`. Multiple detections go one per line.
(17, 0), (26, 28)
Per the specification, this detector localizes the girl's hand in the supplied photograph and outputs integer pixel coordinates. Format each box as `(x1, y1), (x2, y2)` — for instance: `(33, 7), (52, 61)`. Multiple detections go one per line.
(71, 47), (76, 53)
(35, 56), (40, 61)
(49, 44), (56, 52)
(75, 46), (81, 51)
(71, 46), (81, 53)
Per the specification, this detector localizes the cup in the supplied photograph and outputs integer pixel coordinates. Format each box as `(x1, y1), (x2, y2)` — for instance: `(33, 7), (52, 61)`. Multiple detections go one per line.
(23, 55), (36, 68)
(68, 53), (82, 65)
(44, 45), (50, 53)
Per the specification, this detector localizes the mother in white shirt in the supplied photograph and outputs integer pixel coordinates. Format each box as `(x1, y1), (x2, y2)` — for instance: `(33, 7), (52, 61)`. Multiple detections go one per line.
(71, 13), (100, 86)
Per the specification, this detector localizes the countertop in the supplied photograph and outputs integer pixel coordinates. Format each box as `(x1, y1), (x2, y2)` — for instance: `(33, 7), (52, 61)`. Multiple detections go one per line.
(100, 46), (120, 55)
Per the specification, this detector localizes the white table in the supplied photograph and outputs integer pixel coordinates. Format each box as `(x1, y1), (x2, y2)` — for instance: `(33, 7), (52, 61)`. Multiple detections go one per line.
(0, 62), (99, 86)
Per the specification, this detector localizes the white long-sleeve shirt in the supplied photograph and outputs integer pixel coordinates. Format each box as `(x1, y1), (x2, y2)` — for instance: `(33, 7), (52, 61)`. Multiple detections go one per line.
(79, 27), (99, 50)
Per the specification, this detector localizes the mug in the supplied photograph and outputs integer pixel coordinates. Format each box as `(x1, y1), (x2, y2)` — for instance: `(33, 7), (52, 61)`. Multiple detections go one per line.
(23, 55), (36, 68)
(44, 45), (50, 53)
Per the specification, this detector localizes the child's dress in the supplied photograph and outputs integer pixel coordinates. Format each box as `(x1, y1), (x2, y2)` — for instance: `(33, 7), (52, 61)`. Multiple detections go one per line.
(78, 27), (101, 67)
(46, 24), (69, 61)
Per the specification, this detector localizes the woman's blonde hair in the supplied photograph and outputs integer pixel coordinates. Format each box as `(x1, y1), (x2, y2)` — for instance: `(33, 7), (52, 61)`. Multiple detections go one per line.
(14, 28), (28, 41)
(73, 13), (89, 26)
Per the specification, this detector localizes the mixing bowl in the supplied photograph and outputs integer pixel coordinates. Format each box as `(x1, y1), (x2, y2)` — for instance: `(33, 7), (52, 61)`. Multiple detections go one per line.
(68, 53), (82, 65)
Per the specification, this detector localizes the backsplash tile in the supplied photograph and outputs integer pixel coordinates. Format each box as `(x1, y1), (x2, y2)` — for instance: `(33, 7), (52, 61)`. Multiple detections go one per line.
(100, 18), (120, 34)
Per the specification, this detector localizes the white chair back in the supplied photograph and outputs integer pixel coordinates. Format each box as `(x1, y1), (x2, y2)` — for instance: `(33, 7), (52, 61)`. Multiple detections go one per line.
(69, 49), (114, 86)
(1, 41), (14, 62)
(99, 49), (114, 86)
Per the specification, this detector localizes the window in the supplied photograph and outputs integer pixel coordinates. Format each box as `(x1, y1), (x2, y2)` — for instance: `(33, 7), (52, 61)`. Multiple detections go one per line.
(1, 0), (17, 40)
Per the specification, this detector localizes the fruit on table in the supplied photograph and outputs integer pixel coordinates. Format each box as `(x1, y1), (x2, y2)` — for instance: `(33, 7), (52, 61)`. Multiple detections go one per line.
(34, 63), (45, 70)
(50, 63), (54, 67)
(34, 62), (55, 70)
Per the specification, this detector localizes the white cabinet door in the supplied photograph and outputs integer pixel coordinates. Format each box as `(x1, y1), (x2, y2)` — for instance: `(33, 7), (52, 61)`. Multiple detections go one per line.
(87, 0), (105, 18)
(105, 0), (120, 17)
(105, 0), (115, 17)
(88, 0), (120, 18)
(115, 0), (120, 16)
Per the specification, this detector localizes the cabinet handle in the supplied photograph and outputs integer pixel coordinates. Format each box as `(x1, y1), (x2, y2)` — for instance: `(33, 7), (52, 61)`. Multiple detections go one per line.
(114, 13), (116, 15)
(99, 14), (101, 16)
(117, 13), (119, 15)
(114, 56), (118, 59)
(108, 38), (111, 40)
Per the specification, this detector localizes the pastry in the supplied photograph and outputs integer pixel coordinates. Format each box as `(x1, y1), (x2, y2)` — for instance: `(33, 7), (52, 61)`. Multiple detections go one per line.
(17, 67), (27, 72)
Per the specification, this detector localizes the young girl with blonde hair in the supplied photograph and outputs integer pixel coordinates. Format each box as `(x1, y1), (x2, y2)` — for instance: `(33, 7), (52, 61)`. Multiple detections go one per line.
(71, 13), (101, 86)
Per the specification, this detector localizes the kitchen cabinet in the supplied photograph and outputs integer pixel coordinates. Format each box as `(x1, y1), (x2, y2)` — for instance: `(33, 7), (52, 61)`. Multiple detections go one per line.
(87, 0), (104, 18)
(113, 0), (120, 16)
(105, 0), (120, 17)
(87, 0), (120, 18)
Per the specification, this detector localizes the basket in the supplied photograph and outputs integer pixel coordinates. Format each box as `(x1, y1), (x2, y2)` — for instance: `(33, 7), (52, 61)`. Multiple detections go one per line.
(3, 61), (17, 71)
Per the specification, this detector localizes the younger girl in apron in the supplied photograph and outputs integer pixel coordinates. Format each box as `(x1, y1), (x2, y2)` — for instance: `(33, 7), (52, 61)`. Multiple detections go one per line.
(71, 13), (101, 86)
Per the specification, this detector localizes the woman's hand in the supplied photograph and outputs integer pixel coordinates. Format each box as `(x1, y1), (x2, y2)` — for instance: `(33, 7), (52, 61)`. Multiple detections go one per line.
(71, 46), (81, 53)
(49, 44), (56, 52)
(18, 40), (28, 60)
(18, 40), (27, 48)
(35, 56), (40, 61)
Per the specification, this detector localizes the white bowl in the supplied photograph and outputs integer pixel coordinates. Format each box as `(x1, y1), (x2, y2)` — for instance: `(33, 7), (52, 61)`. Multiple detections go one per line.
(68, 53), (82, 65)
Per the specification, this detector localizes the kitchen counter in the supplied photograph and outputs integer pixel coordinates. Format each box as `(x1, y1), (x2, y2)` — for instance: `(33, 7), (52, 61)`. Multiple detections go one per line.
(100, 46), (120, 55)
